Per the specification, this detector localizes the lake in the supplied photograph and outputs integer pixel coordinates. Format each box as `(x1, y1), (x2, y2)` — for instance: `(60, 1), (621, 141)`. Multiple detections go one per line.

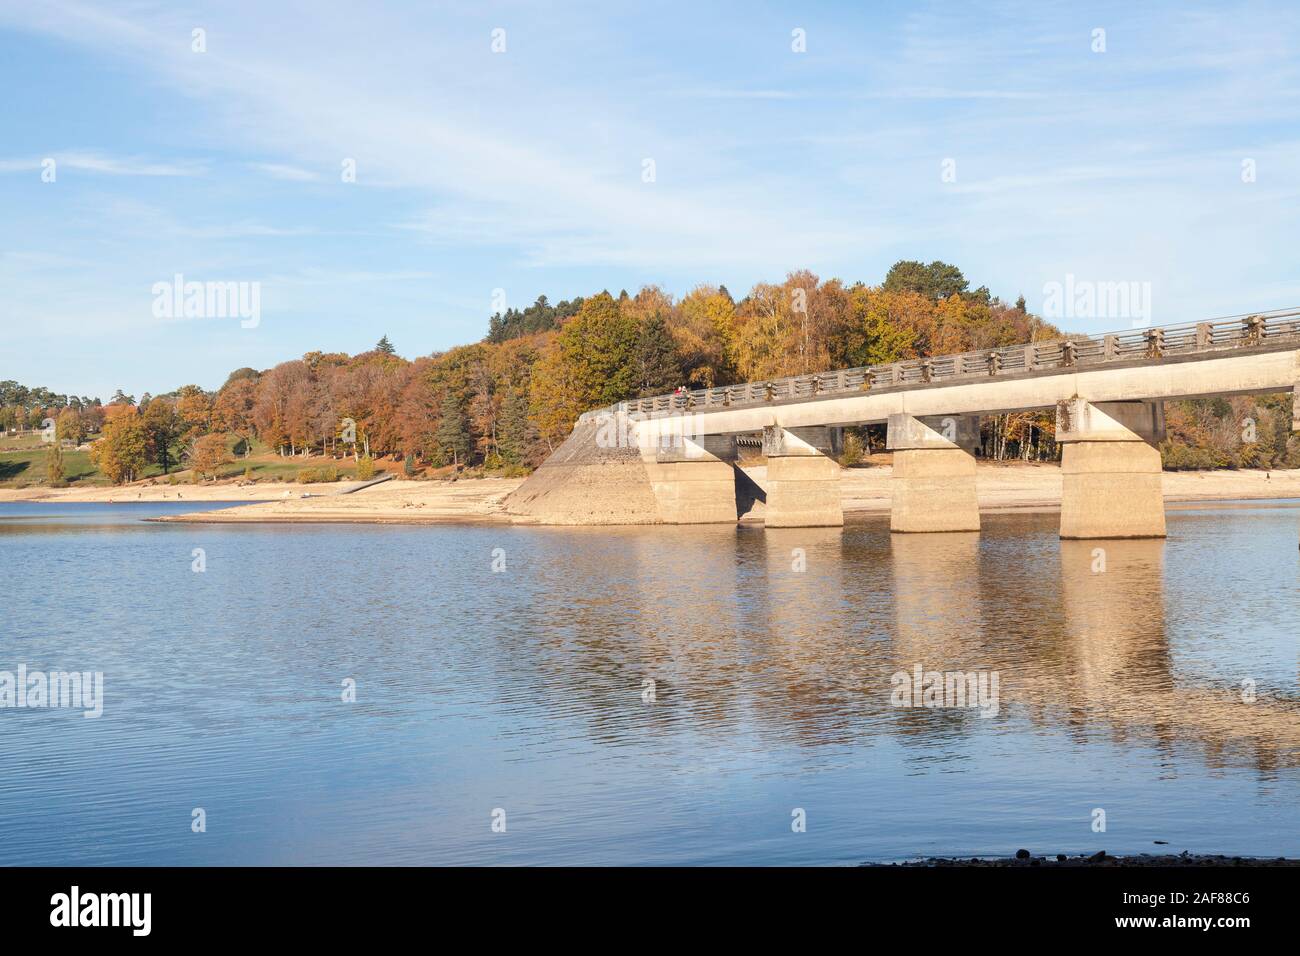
(0, 501), (1296, 865)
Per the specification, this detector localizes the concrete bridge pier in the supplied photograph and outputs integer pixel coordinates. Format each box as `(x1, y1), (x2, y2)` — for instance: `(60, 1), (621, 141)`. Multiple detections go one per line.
(647, 434), (740, 524)
(886, 413), (981, 533)
(1056, 399), (1166, 539)
(761, 425), (844, 528)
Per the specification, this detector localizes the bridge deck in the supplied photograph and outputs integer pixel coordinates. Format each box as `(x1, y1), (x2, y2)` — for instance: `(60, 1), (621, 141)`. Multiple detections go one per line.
(597, 308), (1300, 424)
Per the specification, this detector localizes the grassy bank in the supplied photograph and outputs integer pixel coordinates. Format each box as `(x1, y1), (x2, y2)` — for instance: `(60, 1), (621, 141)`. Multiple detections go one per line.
(0, 433), (378, 490)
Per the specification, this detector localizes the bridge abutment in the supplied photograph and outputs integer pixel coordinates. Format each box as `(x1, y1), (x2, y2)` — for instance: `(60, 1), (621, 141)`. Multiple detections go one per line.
(886, 413), (981, 533)
(761, 426), (844, 528)
(1056, 399), (1166, 539)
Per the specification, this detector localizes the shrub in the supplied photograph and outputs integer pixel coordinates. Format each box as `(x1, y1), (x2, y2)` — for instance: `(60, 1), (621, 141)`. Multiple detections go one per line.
(356, 456), (375, 480)
(297, 466), (339, 484)
(1161, 442), (1218, 471)
(45, 444), (65, 484)
(840, 433), (865, 467)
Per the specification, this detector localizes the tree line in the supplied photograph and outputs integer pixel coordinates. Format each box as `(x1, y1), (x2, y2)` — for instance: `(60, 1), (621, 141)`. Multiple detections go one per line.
(7, 261), (1297, 483)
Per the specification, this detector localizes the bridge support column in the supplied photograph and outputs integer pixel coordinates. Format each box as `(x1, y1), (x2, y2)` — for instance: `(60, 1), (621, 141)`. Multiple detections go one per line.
(886, 414), (981, 533)
(762, 426), (843, 528)
(647, 434), (739, 524)
(1056, 399), (1166, 539)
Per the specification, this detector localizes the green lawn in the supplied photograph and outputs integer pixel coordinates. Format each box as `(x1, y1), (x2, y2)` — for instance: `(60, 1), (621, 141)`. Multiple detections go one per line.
(206, 456), (362, 482)
(0, 431), (57, 451)
(0, 446), (105, 486)
(0, 431), (368, 487)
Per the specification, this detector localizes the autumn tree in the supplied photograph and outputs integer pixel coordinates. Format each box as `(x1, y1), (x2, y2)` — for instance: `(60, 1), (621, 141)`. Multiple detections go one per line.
(190, 433), (230, 480)
(732, 282), (799, 381)
(335, 349), (408, 458)
(214, 376), (258, 456)
(89, 410), (148, 484)
(55, 407), (85, 445)
(831, 286), (918, 368)
(529, 292), (638, 446)
(674, 285), (736, 387)
(396, 356), (440, 459)
(80, 403), (104, 437)
(467, 356), (502, 460)
(174, 385), (213, 444)
(253, 361), (309, 455)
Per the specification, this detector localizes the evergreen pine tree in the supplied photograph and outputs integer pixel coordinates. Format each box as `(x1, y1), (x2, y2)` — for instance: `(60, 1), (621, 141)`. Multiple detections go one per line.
(635, 314), (681, 396)
(498, 387), (538, 465)
(435, 392), (472, 467)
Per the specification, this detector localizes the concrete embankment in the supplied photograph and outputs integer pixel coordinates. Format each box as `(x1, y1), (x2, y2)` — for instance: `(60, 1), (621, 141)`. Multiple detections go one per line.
(502, 416), (667, 524)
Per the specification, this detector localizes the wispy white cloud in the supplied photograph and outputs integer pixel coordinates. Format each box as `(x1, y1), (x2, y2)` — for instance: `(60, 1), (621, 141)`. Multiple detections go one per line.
(674, 87), (1044, 101)
(269, 268), (435, 286)
(675, 89), (799, 100)
(0, 150), (205, 176)
(0, 0), (869, 275)
(247, 162), (322, 182)
(178, 221), (317, 239)
(851, 87), (1046, 100)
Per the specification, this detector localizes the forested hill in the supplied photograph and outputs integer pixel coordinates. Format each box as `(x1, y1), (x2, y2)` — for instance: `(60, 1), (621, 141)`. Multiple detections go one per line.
(7, 261), (1298, 484)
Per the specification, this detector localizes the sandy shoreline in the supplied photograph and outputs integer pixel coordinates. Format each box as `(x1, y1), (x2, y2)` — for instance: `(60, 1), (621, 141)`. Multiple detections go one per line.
(0, 481), (361, 503)
(7, 461), (1300, 525)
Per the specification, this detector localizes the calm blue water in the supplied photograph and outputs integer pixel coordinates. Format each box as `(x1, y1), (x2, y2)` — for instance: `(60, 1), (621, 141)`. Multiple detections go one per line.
(0, 501), (1297, 865)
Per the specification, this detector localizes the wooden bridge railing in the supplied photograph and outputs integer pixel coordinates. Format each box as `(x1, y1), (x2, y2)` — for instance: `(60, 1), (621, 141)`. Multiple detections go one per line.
(596, 308), (1300, 420)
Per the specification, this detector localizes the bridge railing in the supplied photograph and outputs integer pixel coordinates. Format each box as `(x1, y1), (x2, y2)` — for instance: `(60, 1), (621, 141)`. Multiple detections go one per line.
(611, 308), (1300, 419)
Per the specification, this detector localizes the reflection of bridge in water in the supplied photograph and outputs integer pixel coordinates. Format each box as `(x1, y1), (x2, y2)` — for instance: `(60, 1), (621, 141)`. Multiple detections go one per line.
(891, 534), (1299, 774)
(512, 309), (1300, 538)
(503, 524), (1298, 776)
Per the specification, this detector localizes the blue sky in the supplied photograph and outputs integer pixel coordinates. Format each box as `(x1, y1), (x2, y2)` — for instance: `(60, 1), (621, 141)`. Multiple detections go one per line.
(1, 0), (1298, 400)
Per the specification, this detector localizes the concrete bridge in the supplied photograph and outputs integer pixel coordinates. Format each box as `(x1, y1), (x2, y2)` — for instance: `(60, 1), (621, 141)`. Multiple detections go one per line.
(507, 309), (1300, 537)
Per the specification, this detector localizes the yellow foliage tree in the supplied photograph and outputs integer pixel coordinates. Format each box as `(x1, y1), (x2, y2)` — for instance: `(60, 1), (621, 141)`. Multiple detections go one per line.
(189, 433), (230, 481)
(674, 285), (736, 387)
(89, 409), (148, 484)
